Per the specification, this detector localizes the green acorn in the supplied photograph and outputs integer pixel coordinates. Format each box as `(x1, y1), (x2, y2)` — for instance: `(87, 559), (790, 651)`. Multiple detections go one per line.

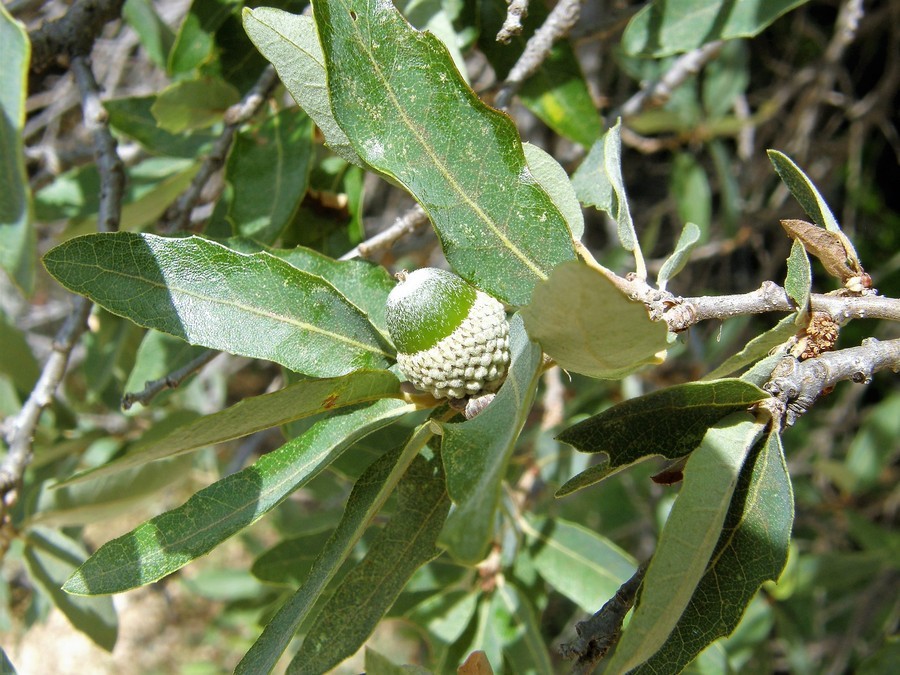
(386, 268), (510, 399)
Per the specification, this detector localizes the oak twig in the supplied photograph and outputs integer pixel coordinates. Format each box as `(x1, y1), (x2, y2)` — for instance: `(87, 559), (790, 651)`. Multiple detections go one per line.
(121, 350), (221, 410)
(29, 0), (126, 76)
(496, 0), (530, 43)
(616, 40), (724, 120)
(560, 564), (647, 673)
(2, 56), (124, 511)
(339, 204), (430, 260)
(494, 0), (583, 109)
(159, 65), (280, 233)
(764, 338), (900, 425)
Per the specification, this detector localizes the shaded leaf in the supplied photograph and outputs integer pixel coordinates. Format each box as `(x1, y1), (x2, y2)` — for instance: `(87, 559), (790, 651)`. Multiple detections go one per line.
(439, 314), (543, 563)
(64, 398), (413, 595)
(633, 429), (793, 672)
(123, 330), (210, 407)
(603, 414), (766, 673)
(557, 379), (768, 496)
(43, 232), (393, 377)
(785, 238), (811, 322)
(657, 222), (701, 290)
(151, 76), (240, 133)
(522, 261), (669, 380)
(702, 314), (797, 381)
(365, 647), (431, 675)
(521, 515), (636, 613)
(623, 0), (808, 57)
(104, 95), (217, 158)
(311, 0), (576, 305)
(62, 370), (400, 485)
(25, 528), (117, 650)
(493, 582), (554, 675)
(523, 142), (583, 241)
(0, 6), (35, 294)
(290, 451), (450, 673)
(227, 108), (313, 243)
(242, 7), (363, 165)
(123, 0), (176, 68)
(251, 530), (333, 585)
(168, 0), (235, 75)
(671, 154), (711, 239)
(406, 588), (479, 645)
(236, 422), (435, 674)
(0, 310), (39, 394)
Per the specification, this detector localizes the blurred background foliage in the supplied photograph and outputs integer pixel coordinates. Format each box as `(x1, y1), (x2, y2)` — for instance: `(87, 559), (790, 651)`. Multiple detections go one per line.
(1, 0), (898, 672)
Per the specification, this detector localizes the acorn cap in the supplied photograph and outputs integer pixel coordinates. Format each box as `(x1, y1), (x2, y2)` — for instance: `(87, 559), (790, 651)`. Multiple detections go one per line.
(386, 268), (477, 354)
(386, 268), (510, 399)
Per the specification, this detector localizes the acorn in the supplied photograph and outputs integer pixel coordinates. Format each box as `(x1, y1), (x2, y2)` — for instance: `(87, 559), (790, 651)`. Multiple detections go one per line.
(386, 268), (510, 399)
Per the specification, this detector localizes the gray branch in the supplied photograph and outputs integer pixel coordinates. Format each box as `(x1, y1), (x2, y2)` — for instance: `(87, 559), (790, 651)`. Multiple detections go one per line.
(29, 0), (126, 76)
(661, 281), (900, 332)
(121, 350), (221, 410)
(494, 0), (583, 110)
(2, 56), (124, 504)
(764, 338), (900, 425)
(617, 40), (724, 119)
(159, 66), (280, 233)
(339, 204), (430, 261)
(496, 0), (530, 43)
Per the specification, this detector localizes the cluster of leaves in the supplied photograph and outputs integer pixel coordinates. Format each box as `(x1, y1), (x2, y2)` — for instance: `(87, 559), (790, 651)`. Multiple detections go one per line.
(2, 0), (898, 673)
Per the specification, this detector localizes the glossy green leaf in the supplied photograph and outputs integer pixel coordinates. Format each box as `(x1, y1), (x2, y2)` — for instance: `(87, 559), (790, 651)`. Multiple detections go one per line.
(25, 528), (118, 650)
(43, 232), (393, 376)
(64, 398), (413, 595)
(439, 314), (543, 563)
(123, 0), (175, 68)
(272, 246), (395, 334)
(522, 261), (669, 380)
(623, 0), (808, 57)
(226, 108), (313, 243)
(236, 422), (434, 674)
(242, 7), (362, 166)
(785, 238), (811, 322)
(521, 515), (636, 613)
(475, 0), (602, 147)
(657, 222), (701, 290)
(523, 142), (584, 241)
(767, 150), (840, 233)
(604, 414), (766, 673)
(493, 582), (554, 675)
(311, 0), (576, 305)
(557, 379), (768, 496)
(105, 95), (217, 157)
(151, 76), (239, 133)
(290, 451), (449, 673)
(0, 5), (35, 294)
(62, 370), (400, 485)
(168, 0), (236, 74)
(702, 314), (797, 381)
(633, 429), (792, 673)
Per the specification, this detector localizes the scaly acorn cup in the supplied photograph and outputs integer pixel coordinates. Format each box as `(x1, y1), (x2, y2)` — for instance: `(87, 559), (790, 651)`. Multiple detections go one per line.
(386, 268), (511, 399)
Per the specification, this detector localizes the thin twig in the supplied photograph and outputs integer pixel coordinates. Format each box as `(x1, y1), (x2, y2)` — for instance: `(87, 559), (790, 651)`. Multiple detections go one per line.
(560, 564), (647, 672)
(494, 0), (583, 110)
(158, 65), (280, 233)
(29, 0), (126, 76)
(496, 0), (530, 43)
(339, 204), (430, 260)
(121, 350), (221, 410)
(764, 338), (900, 426)
(616, 40), (725, 120)
(1, 56), (124, 509)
